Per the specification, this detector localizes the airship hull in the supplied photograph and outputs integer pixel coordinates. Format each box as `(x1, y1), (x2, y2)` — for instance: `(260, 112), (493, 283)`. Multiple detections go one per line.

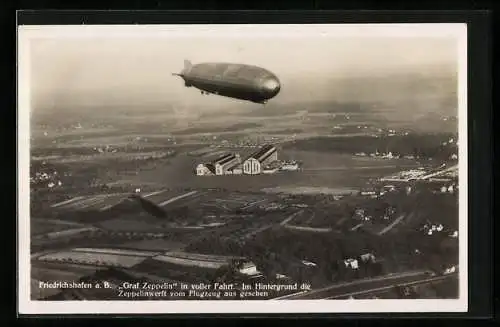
(174, 61), (281, 103)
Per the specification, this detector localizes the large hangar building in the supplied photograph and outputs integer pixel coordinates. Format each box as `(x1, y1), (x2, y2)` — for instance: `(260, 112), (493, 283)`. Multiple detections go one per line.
(214, 153), (241, 175)
(195, 145), (280, 176)
(242, 144), (278, 175)
(196, 153), (241, 176)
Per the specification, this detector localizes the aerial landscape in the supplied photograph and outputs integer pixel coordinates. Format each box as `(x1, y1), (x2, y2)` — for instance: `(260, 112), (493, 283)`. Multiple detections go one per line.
(26, 28), (461, 302)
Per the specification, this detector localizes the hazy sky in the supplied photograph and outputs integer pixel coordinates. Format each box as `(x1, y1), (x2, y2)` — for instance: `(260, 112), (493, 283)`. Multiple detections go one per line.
(26, 28), (460, 111)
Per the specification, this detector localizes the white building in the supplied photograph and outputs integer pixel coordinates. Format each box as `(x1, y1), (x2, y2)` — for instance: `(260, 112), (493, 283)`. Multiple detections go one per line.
(238, 262), (261, 276)
(231, 165), (243, 175)
(301, 260), (317, 267)
(443, 265), (457, 275)
(196, 163), (215, 176)
(195, 153), (240, 176)
(382, 152), (394, 159)
(344, 258), (359, 270)
(214, 153), (241, 175)
(281, 162), (299, 171)
(243, 144), (278, 175)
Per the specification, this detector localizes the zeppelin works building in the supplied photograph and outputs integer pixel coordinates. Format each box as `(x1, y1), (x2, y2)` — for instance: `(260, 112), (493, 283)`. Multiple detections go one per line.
(242, 144), (278, 175)
(196, 153), (241, 176)
(195, 144), (278, 176)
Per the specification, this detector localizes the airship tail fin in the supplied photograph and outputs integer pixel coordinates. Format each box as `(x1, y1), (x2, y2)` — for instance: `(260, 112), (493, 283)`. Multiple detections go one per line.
(173, 60), (193, 77)
(182, 59), (193, 74)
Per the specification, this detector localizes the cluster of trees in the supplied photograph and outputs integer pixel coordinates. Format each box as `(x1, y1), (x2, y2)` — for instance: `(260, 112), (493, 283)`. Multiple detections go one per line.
(176, 188), (458, 285)
(238, 229), (372, 282)
(410, 189), (459, 230)
(246, 207), (456, 282)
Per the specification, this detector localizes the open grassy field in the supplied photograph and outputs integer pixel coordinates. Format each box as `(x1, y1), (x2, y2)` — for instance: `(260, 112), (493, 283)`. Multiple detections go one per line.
(30, 219), (83, 236)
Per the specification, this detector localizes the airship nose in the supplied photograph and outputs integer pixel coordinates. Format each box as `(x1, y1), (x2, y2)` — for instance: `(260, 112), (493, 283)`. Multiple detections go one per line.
(260, 77), (281, 97)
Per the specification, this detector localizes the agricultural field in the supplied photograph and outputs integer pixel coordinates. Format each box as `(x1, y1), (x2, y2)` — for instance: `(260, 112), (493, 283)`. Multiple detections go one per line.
(30, 218), (87, 237)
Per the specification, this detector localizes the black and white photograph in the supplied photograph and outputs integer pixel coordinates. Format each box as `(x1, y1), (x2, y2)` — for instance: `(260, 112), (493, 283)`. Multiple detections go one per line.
(17, 23), (467, 314)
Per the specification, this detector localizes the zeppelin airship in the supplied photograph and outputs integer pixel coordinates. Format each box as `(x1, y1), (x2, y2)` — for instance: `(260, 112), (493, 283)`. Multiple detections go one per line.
(173, 60), (281, 104)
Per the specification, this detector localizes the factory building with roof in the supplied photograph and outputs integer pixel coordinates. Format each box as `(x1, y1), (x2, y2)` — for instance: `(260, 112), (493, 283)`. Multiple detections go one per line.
(214, 153), (241, 175)
(243, 144), (278, 175)
(195, 163), (216, 176)
(195, 145), (279, 176)
(195, 153), (240, 176)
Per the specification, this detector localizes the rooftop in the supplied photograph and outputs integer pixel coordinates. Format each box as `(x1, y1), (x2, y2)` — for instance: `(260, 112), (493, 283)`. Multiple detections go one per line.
(247, 144), (276, 162)
(213, 153), (233, 164)
(217, 154), (238, 166)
